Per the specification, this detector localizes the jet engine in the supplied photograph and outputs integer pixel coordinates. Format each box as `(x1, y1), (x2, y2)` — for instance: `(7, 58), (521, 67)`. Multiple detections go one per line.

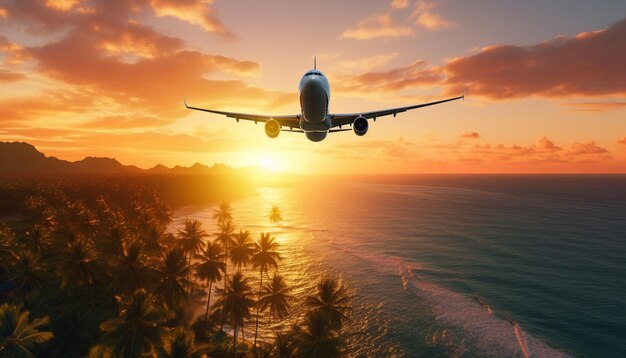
(264, 119), (281, 138)
(353, 116), (368, 136)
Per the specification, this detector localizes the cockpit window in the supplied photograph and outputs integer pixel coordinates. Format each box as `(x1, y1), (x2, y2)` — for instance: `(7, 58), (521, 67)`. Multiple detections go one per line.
(305, 71), (323, 77)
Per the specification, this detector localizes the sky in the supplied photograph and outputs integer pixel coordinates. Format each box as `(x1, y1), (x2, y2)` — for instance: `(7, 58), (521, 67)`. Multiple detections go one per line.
(1, 0), (625, 174)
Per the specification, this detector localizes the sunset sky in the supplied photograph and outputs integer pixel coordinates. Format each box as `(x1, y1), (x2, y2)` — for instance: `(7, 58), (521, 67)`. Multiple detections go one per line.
(1, 0), (625, 173)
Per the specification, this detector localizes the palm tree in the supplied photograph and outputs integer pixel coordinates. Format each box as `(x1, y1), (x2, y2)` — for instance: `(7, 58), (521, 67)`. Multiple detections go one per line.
(143, 224), (168, 256)
(212, 202), (233, 226)
(260, 274), (292, 320)
(251, 233), (282, 349)
(155, 326), (206, 358)
(109, 240), (155, 295)
(177, 219), (208, 267)
(268, 205), (282, 225)
(272, 332), (296, 358)
(0, 223), (16, 270)
(0, 303), (53, 357)
(292, 311), (343, 358)
(57, 238), (100, 289)
(213, 272), (254, 351)
(230, 230), (254, 272)
(24, 225), (52, 255)
(153, 247), (194, 309)
(214, 221), (236, 329)
(9, 250), (47, 294)
(87, 344), (114, 358)
(100, 291), (167, 358)
(214, 221), (235, 281)
(101, 225), (126, 257)
(305, 277), (352, 331)
(194, 240), (225, 321)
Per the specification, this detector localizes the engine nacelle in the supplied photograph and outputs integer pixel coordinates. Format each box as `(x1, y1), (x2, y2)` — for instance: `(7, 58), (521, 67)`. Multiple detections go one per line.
(353, 116), (368, 136)
(264, 119), (281, 138)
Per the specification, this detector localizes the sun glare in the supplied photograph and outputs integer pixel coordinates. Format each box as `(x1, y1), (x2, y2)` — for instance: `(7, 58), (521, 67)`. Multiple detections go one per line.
(259, 156), (279, 171)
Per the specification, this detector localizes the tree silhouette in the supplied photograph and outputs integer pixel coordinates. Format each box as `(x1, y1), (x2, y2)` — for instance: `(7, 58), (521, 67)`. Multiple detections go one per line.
(100, 291), (167, 358)
(251, 233), (282, 349)
(0, 303), (53, 357)
(194, 240), (225, 321)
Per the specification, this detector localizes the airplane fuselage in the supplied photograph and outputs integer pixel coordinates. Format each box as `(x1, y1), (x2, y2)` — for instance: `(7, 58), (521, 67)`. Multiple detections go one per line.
(298, 69), (332, 142)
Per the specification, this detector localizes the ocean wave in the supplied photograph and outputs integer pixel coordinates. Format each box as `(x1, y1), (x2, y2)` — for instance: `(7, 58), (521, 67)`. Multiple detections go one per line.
(327, 239), (572, 358)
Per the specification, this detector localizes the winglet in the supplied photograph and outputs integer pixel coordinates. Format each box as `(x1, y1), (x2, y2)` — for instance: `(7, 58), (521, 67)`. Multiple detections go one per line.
(462, 94), (465, 100)
(183, 98), (188, 108)
(314, 56), (316, 69)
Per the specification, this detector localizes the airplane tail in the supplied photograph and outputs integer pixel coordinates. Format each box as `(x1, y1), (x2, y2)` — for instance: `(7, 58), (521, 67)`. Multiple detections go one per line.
(314, 56), (316, 69)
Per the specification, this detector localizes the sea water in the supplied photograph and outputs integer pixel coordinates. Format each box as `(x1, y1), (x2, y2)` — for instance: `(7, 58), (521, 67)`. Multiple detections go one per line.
(173, 175), (626, 357)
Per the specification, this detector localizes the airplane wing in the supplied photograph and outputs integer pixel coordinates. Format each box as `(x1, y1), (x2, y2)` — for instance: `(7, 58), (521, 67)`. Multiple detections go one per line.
(184, 99), (301, 129)
(330, 95), (464, 128)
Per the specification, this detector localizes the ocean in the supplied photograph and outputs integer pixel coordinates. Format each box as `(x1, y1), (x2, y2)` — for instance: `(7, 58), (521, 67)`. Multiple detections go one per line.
(172, 175), (626, 357)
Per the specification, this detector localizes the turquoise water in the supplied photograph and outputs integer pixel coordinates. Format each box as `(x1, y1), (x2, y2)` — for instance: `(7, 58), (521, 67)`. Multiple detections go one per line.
(175, 175), (626, 357)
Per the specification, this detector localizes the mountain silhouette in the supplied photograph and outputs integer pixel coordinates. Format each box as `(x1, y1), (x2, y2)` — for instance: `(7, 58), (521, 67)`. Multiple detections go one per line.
(0, 141), (252, 177)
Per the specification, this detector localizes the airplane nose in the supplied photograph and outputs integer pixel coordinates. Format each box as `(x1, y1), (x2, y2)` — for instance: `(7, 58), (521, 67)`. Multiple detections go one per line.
(300, 78), (327, 123)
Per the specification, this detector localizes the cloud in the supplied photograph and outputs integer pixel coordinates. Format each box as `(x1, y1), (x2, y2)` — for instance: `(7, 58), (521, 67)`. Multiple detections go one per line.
(331, 137), (416, 161)
(564, 101), (626, 112)
(342, 0), (453, 40)
(444, 18), (626, 99)
(45, 0), (80, 12)
(148, 0), (233, 36)
(334, 60), (442, 95)
(457, 136), (610, 164)
(2, 0), (232, 35)
(0, 0), (294, 130)
(459, 131), (480, 139)
(0, 69), (25, 82)
(412, 1), (454, 30)
(78, 116), (173, 129)
(341, 14), (415, 40)
(335, 53), (399, 72)
(335, 18), (626, 106)
(390, 0), (410, 10)
(619, 137), (626, 145)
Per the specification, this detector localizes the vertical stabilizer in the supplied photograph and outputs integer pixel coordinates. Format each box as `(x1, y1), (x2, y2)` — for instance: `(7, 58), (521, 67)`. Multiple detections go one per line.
(314, 56), (316, 69)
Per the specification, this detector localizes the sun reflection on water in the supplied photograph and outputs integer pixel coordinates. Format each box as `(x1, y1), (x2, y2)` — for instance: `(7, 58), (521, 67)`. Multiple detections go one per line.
(171, 184), (403, 357)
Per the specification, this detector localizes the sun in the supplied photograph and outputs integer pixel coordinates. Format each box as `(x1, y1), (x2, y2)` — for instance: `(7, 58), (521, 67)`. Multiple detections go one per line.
(259, 156), (279, 171)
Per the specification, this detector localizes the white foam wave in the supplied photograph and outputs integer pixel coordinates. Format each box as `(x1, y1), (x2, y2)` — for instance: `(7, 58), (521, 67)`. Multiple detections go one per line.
(327, 239), (572, 358)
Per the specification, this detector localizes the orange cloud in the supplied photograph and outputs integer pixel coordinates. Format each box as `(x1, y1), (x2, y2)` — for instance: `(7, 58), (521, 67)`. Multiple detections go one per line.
(412, 1), (454, 30)
(459, 131), (480, 139)
(342, 13), (415, 40)
(335, 18), (626, 107)
(148, 0), (232, 36)
(0, 0), (291, 129)
(331, 137), (416, 161)
(619, 137), (626, 145)
(45, 0), (80, 12)
(564, 101), (626, 112)
(391, 0), (410, 10)
(0, 69), (25, 82)
(334, 60), (442, 95)
(458, 137), (610, 164)
(78, 116), (172, 129)
(445, 18), (626, 99)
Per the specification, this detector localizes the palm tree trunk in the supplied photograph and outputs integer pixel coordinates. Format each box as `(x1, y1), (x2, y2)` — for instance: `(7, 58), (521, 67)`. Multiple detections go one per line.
(253, 266), (264, 350)
(187, 252), (192, 294)
(205, 280), (213, 321)
(233, 319), (238, 352)
(220, 242), (228, 330)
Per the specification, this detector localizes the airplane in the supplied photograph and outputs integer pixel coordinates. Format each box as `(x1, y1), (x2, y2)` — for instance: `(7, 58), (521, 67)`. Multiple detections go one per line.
(184, 58), (463, 142)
